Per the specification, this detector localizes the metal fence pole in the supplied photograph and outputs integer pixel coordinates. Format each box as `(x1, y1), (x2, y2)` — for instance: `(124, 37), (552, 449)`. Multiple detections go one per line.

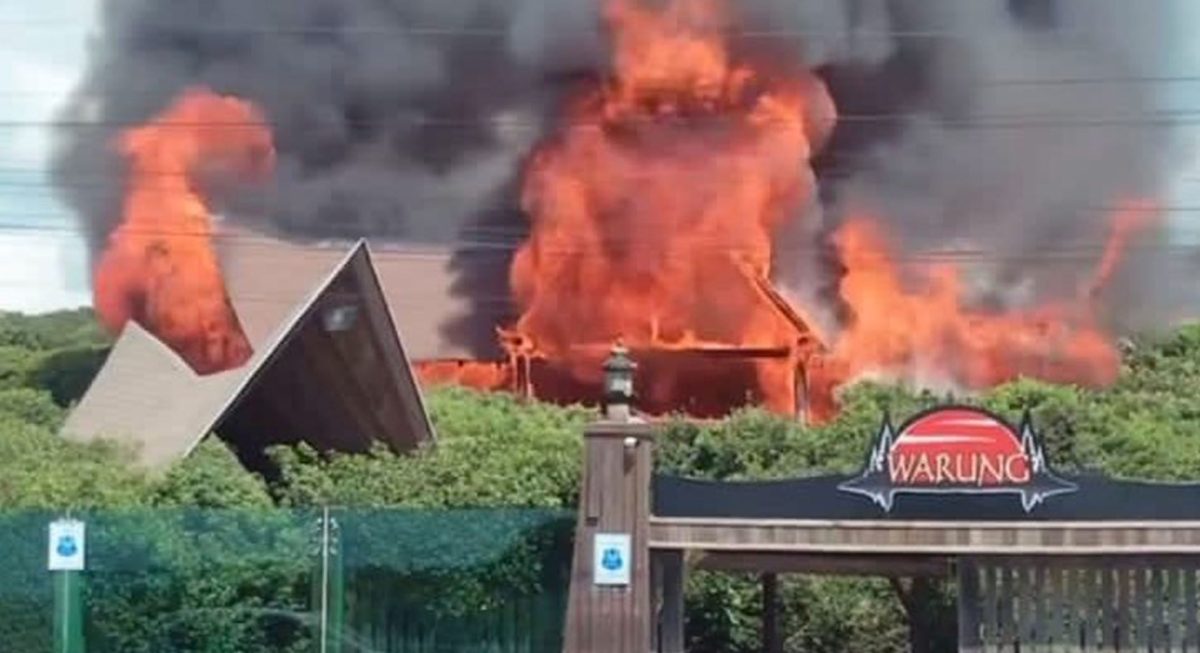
(53, 569), (84, 653)
(313, 507), (345, 653)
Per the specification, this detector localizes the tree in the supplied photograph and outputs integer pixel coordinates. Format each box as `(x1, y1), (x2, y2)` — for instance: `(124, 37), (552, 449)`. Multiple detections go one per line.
(30, 345), (111, 407)
(270, 387), (589, 509)
(0, 387), (64, 430)
(0, 414), (147, 510)
(0, 309), (108, 350)
(153, 439), (274, 509)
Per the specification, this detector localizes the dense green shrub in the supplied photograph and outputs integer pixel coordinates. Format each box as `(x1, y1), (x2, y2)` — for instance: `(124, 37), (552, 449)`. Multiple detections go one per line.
(31, 344), (111, 407)
(270, 387), (589, 509)
(4, 309), (1200, 653)
(0, 387), (64, 430)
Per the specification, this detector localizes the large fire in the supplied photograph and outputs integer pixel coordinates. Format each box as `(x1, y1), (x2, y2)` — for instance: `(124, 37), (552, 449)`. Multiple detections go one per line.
(96, 3), (1151, 417)
(420, 0), (1153, 419)
(505, 0), (834, 414)
(809, 213), (1140, 399)
(93, 87), (274, 374)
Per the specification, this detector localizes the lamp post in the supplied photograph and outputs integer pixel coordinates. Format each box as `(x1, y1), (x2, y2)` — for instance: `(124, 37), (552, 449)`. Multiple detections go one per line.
(603, 342), (637, 422)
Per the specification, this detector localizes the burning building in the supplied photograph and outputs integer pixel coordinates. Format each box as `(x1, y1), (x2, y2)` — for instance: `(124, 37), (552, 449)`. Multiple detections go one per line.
(63, 92), (442, 466)
(57, 0), (1183, 433)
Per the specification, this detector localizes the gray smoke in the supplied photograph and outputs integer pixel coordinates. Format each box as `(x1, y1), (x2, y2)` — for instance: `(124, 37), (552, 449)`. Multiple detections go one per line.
(53, 0), (607, 249)
(757, 0), (1185, 329)
(55, 0), (1191, 347)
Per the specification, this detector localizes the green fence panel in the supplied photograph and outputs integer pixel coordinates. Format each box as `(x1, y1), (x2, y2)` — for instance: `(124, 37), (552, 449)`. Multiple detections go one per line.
(0, 511), (55, 653)
(0, 509), (572, 653)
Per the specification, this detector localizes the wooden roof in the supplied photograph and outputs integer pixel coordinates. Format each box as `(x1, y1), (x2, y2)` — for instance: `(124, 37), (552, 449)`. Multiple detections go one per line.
(61, 242), (435, 468)
(217, 231), (492, 360)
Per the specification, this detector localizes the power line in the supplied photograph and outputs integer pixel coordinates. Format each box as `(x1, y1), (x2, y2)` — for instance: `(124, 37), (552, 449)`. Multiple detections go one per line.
(8, 109), (1200, 130)
(0, 220), (1191, 261)
(0, 21), (1143, 40)
(10, 74), (1200, 97)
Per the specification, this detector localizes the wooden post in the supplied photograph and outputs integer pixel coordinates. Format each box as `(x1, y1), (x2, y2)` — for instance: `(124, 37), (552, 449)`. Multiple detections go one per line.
(660, 551), (685, 653)
(562, 420), (655, 653)
(762, 573), (782, 653)
(958, 558), (983, 653)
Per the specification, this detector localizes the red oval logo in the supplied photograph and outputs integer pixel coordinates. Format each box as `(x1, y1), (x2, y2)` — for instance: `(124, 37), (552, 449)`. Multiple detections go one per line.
(890, 407), (1029, 486)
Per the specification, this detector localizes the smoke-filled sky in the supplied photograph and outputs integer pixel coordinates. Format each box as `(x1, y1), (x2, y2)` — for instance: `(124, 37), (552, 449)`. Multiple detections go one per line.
(5, 0), (1200, 320)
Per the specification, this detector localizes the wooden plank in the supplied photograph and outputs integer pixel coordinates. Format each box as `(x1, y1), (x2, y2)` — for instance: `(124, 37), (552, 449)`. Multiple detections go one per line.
(1045, 565), (1065, 653)
(651, 517), (1200, 529)
(1186, 567), (1197, 653)
(1094, 566), (1108, 652)
(1063, 566), (1080, 653)
(1137, 566), (1147, 653)
(762, 574), (782, 653)
(999, 565), (1015, 652)
(1119, 565), (1133, 651)
(659, 551), (685, 653)
(650, 552), (662, 653)
(1032, 564), (1041, 648)
(959, 558), (984, 653)
(982, 563), (999, 653)
(1020, 565), (1037, 651)
(1075, 566), (1094, 653)
(1032, 565), (1047, 652)
(694, 552), (950, 577)
(1098, 567), (1114, 651)
(1151, 567), (1165, 652)
(648, 518), (1200, 556)
(1168, 566), (1184, 653)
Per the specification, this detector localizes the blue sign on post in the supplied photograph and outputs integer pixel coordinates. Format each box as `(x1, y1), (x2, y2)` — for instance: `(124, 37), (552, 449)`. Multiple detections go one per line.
(48, 519), (85, 571)
(593, 533), (631, 586)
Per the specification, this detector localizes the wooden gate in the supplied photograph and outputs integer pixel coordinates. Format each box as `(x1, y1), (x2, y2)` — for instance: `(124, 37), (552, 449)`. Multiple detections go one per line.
(959, 557), (1200, 652)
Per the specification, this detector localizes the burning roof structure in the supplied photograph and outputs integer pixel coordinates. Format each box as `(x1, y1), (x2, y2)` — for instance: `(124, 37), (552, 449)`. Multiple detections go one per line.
(55, 0), (1182, 434)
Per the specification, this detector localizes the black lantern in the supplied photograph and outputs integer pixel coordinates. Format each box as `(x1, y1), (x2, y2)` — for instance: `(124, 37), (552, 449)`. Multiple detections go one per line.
(603, 342), (637, 418)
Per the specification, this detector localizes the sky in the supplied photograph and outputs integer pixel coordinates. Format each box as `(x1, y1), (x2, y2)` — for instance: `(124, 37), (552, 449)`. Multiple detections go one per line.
(2, 0), (1200, 314)
(0, 0), (95, 313)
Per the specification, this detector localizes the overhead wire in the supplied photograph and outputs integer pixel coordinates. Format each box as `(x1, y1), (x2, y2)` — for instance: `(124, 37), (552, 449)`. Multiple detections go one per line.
(0, 220), (1192, 265)
(8, 110), (1200, 129)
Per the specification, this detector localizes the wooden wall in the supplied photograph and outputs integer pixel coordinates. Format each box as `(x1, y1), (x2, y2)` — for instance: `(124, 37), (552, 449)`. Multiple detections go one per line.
(960, 556), (1200, 652)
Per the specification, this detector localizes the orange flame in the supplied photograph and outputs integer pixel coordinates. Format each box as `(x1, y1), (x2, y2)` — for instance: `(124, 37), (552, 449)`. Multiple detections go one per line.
(93, 87), (274, 374)
(509, 0), (834, 409)
(1085, 200), (1158, 299)
(414, 0), (1157, 419)
(413, 360), (512, 391)
(811, 206), (1157, 403)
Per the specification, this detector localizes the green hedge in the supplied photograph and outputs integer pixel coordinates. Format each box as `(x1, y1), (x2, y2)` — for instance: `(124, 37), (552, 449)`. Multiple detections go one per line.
(0, 509), (573, 653)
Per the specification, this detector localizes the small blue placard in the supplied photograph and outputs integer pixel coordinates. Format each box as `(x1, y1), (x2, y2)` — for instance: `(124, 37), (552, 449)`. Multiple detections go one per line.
(593, 532), (631, 586)
(48, 519), (85, 571)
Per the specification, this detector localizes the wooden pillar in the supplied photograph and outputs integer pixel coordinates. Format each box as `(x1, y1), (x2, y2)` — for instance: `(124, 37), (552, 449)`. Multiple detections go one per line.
(762, 573), (782, 653)
(563, 420), (655, 653)
(957, 558), (982, 653)
(659, 551), (685, 653)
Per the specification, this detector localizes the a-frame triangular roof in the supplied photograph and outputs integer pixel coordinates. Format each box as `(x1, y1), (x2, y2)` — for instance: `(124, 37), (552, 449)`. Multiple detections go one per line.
(61, 241), (435, 468)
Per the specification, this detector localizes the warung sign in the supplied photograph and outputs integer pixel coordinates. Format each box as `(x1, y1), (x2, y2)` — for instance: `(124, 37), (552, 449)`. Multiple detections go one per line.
(839, 406), (1076, 512)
